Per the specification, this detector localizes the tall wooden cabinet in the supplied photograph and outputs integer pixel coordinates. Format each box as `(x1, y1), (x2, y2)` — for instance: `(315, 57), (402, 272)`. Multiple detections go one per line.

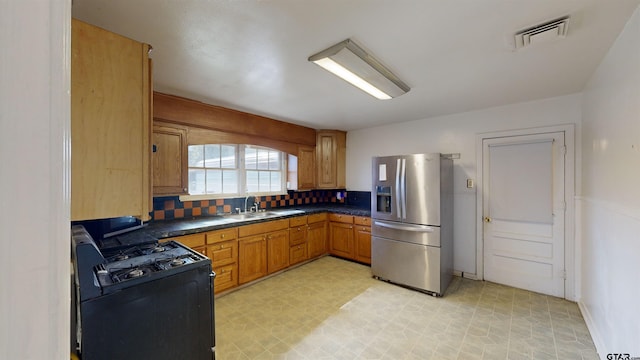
(297, 146), (316, 190)
(152, 122), (188, 195)
(316, 131), (346, 189)
(71, 19), (152, 221)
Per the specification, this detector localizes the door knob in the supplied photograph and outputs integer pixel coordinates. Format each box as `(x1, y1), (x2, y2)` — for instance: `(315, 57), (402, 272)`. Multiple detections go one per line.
(484, 217), (492, 223)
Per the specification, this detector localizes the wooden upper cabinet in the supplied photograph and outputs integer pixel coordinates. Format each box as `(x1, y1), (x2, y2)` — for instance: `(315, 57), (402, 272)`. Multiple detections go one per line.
(297, 146), (316, 190)
(316, 130), (346, 189)
(153, 122), (188, 195)
(71, 19), (152, 221)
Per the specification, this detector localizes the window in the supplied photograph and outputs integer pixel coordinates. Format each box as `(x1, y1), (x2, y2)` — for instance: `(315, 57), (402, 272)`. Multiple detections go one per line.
(187, 144), (286, 198)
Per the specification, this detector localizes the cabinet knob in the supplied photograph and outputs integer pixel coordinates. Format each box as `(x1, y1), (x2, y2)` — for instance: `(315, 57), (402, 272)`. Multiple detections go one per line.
(220, 245), (224, 249)
(221, 234), (225, 238)
(350, 226), (353, 229)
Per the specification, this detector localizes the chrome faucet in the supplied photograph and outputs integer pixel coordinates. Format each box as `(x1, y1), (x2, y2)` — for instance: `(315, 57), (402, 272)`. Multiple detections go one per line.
(244, 195), (253, 213)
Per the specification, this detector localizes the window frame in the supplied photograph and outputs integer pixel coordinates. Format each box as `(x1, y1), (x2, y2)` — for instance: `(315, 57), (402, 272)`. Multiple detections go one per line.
(181, 143), (288, 201)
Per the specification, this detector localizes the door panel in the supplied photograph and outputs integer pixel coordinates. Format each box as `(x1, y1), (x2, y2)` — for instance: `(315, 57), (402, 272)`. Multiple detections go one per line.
(483, 132), (565, 297)
(403, 153), (441, 226)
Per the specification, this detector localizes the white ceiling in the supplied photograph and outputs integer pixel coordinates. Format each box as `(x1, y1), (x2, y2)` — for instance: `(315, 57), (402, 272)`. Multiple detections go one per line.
(72, 0), (640, 131)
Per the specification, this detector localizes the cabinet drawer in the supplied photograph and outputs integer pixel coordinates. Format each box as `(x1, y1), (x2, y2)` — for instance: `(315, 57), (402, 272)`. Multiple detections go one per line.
(289, 215), (307, 227)
(207, 239), (237, 266)
(329, 213), (353, 224)
(289, 226), (306, 246)
(307, 212), (327, 224)
(213, 263), (237, 293)
(167, 233), (205, 248)
(289, 244), (307, 265)
(354, 216), (371, 226)
(239, 218), (289, 237)
(206, 227), (238, 244)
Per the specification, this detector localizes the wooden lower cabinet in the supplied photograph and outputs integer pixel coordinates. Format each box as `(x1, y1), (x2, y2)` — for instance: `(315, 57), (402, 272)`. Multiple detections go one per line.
(289, 216), (308, 265)
(267, 229), (290, 274)
(212, 263), (236, 293)
(354, 225), (371, 265)
(238, 234), (267, 284)
(328, 214), (372, 264)
(164, 228), (240, 294)
(307, 221), (327, 259)
(329, 222), (354, 259)
(353, 216), (371, 265)
(206, 227), (239, 293)
(162, 212), (368, 292)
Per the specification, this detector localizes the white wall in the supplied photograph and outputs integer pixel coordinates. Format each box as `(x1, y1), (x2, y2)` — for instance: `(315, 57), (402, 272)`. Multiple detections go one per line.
(0, 1), (71, 359)
(579, 5), (640, 357)
(347, 94), (581, 276)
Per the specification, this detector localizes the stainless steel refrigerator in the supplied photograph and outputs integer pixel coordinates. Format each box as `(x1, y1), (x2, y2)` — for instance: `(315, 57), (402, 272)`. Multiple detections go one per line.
(371, 153), (453, 296)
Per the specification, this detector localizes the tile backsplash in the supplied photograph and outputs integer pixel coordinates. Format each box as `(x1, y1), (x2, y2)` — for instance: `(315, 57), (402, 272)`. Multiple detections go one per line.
(152, 189), (349, 221)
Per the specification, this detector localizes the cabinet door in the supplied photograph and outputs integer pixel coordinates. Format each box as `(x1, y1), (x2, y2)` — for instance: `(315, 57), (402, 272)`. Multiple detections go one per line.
(290, 243), (307, 265)
(289, 224), (307, 246)
(298, 146), (316, 190)
(238, 235), (267, 284)
(207, 239), (237, 267)
(153, 123), (188, 195)
(71, 19), (151, 221)
(329, 222), (354, 259)
(307, 221), (327, 259)
(316, 131), (346, 189)
(354, 226), (371, 265)
(267, 229), (290, 274)
(212, 263), (237, 294)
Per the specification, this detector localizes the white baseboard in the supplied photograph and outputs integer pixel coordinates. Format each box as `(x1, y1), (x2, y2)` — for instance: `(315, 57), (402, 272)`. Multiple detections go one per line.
(578, 300), (605, 360)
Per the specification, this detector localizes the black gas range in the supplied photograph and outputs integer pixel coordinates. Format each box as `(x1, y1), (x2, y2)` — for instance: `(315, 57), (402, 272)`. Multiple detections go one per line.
(71, 225), (216, 360)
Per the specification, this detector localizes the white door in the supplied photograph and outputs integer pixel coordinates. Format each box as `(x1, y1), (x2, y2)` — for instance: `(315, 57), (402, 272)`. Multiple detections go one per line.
(483, 132), (565, 297)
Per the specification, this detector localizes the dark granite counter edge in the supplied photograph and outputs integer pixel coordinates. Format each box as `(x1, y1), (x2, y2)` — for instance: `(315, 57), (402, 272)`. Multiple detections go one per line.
(119, 205), (371, 241)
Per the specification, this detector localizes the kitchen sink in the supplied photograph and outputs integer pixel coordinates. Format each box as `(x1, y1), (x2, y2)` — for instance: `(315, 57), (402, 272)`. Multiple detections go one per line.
(223, 209), (305, 222)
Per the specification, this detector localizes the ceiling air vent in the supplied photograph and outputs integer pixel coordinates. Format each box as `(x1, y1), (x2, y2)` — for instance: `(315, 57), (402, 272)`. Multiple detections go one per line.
(514, 16), (570, 49)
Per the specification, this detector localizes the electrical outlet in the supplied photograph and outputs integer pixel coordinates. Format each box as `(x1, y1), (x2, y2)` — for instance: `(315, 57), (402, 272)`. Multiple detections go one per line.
(466, 179), (474, 188)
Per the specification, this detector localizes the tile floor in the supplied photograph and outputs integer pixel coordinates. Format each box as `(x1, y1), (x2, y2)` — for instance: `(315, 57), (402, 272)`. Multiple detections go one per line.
(215, 256), (598, 360)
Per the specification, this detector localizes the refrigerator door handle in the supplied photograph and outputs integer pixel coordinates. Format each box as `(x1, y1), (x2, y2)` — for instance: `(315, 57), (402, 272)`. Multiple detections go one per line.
(400, 158), (407, 220)
(374, 221), (436, 233)
(395, 158), (402, 219)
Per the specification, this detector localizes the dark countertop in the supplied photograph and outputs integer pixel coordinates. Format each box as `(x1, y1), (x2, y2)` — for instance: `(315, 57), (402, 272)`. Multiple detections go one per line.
(113, 205), (371, 243)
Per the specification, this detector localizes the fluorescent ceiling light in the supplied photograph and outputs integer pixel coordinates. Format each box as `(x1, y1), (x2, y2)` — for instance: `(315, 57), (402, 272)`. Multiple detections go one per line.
(308, 39), (410, 100)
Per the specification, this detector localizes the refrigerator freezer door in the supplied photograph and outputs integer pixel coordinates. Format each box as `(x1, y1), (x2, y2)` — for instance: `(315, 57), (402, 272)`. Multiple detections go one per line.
(371, 237), (442, 295)
(371, 157), (401, 221)
(372, 220), (441, 247)
(402, 153), (441, 226)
